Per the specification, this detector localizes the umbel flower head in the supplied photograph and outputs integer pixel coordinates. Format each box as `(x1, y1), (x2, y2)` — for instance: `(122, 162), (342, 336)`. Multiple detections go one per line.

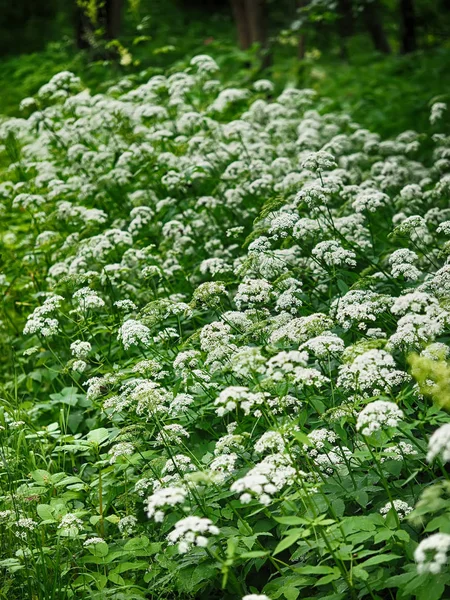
(145, 486), (187, 522)
(427, 423), (450, 463)
(117, 319), (152, 349)
(356, 400), (404, 436)
(415, 533), (450, 574)
(167, 516), (220, 553)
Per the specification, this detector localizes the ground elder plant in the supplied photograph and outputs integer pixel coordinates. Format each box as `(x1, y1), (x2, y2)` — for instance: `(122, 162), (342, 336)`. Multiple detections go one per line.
(1, 57), (450, 599)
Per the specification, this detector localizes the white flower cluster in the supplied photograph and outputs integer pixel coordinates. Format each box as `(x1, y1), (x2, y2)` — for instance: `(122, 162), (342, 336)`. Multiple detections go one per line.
(356, 400), (404, 436)
(23, 294), (64, 337)
(214, 386), (267, 417)
(427, 423), (450, 463)
(117, 319), (152, 349)
(6, 54), (450, 595)
(379, 499), (413, 520)
(415, 533), (450, 574)
(231, 454), (296, 505)
(167, 516), (219, 553)
(338, 350), (409, 397)
(145, 486), (188, 522)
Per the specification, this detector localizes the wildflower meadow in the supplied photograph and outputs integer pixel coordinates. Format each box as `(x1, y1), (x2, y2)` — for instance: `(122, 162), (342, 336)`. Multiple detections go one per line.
(1, 51), (450, 600)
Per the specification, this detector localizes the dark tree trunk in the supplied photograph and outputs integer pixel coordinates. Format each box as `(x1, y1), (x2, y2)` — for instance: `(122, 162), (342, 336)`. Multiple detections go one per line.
(400, 0), (417, 53)
(245, 0), (271, 66)
(363, 0), (391, 54)
(75, 6), (91, 49)
(105, 0), (123, 40)
(229, 0), (271, 66)
(337, 0), (353, 59)
(230, 0), (252, 49)
(297, 0), (307, 60)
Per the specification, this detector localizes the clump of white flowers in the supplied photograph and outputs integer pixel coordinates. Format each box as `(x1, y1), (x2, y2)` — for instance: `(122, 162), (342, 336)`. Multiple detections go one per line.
(23, 294), (64, 337)
(415, 533), (450, 574)
(356, 400), (404, 436)
(117, 319), (152, 349)
(379, 499), (413, 519)
(6, 54), (450, 599)
(427, 424), (450, 463)
(70, 340), (91, 358)
(338, 349), (409, 396)
(167, 516), (220, 553)
(231, 453), (296, 505)
(58, 514), (84, 535)
(145, 487), (188, 522)
(430, 102), (447, 125)
(108, 442), (134, 464)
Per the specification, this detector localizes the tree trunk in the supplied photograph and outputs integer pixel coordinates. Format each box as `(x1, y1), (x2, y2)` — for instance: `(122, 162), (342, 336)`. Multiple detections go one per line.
(399, 0), (417, 53)
(230, 0), (252, 49)
(75, 5), (91, 49)
(105, 0), (123, 40)
(363, 0), (391, 54)
(229, 0), (271, 66)
(245, 0), (271, 67)
(297, 0), (307, 60)
(337, 0), (353, 59)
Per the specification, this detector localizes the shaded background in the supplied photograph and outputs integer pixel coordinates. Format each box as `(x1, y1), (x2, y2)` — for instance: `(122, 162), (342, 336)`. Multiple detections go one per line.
(0, 0), (449, 135)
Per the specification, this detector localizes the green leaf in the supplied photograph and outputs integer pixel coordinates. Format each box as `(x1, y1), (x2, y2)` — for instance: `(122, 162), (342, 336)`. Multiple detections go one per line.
(86, 428), (110, 446)
(37, 504), (54, 521)
(333, 498), (345, 518)
(87, 542), (109, 558)
(315, 570), (341, 586)
(283, 587), (300, 600)
(31, 470), (51, 485)
(274, 516), (306, 526)
(352, 566), (369, 581)
(384, 571), (417, 588)
(355, 490), (369, 507)
(359, 554), (400, 568)
(295, 565), (335, 575)
(273, 532), (302, 555)
(108, 572), (126, 585)
(111, 561), (148, 574)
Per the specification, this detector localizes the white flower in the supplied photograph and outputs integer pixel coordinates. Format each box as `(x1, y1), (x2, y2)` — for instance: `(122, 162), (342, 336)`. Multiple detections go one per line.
(145, 486), (187, 522)
(118, 516), (138, 536)
(73, 287), (105, 310)
(427, 424), (450, 463)
(338, 350), (409, 397)
(108, 442), (134, 464)
(379, 499), (413, 519)
(430, 102), (447, 125)
(58, 513), (83, 534)
(352, 188), (389, 213)
(415, 533), (450, 574)
(356, 400), (404, 436)
(117, 319), (152, 349)
(235, 279), (272, 310)
(167, 516), (219, 553)
(214, 386), (267, 417)
(70, 340), (91, 358)
(255, 431), (285, 454)
(83, 537), (105, 546)
(231, 453), (296, 505)
(300, 150), (337, 171)
(312, 240), (356, 268)
(72, 359), (87, 373)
